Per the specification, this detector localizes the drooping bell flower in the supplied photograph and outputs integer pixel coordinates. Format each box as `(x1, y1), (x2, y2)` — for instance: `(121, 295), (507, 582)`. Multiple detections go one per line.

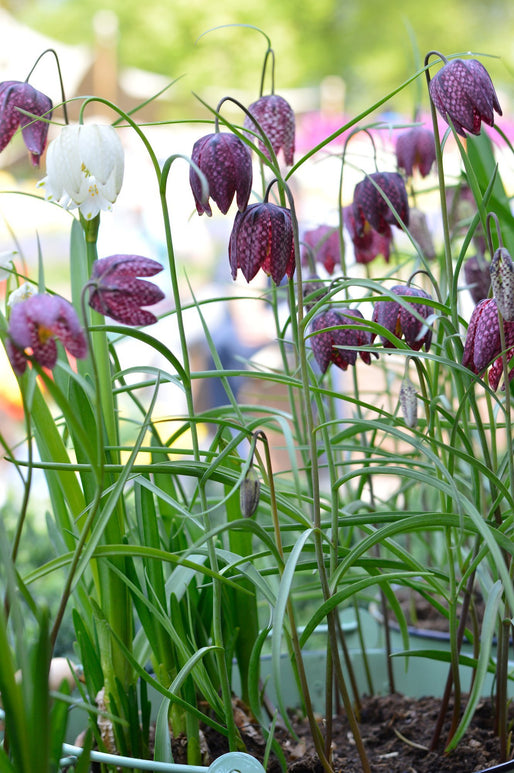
(244, 94), (295, 165)
(0, 80), (53, 166)
(489, 247), (514, 321)
(372, 285), (433, 351)
(6, 293), (87, 375)
(189, 132), (253, 216)
(311, 308), (375, 373)
(38, 123), (124, 220)
(428, 57), (502, 137)
(352, 172), (409, 238)
(462, 297), (514, 390)
(343, 206), (392, 265)
(229, 202), (295, 285)
(302, 225), (340, 275)
(396, 126), (436, 178)
(464, 255), (490, 304)
(87, 255), (165, 326)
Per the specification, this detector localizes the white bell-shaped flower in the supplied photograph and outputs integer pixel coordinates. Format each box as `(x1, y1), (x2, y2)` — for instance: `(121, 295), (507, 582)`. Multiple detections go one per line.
(38, 123), (124, 220)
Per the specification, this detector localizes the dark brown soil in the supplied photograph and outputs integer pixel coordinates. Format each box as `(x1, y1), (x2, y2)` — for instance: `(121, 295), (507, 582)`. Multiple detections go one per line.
(195, 693), (514, 773)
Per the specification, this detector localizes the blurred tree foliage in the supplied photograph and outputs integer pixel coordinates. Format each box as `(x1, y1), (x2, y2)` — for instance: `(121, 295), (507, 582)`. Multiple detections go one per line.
(9, 0), (514, 114)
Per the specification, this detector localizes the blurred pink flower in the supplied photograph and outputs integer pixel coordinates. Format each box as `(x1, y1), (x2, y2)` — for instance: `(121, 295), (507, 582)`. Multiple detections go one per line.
(7, 293), (87, 374)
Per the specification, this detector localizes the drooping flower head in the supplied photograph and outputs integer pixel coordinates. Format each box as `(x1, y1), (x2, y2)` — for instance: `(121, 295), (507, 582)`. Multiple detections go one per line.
(189, 132), (253, 216)
(372, 285), (433, 351)
(302, 225), (341, 275)
(343, 206), (393, 265)
(463, 255), (491, 304)
(428, 57), (502, 137)
(38, 123), (124, 220)
(462, 297), (514, 390)
(311, 308), (375, 373)
(352, 172), (409, 238)
(244, 94), (295, 165)
(87, 255), (165, 326)
(0, 80), (53, 166)
(6, 293), (87, 375)
(396, 126), (436, 178)
(229, 202), (295, 285)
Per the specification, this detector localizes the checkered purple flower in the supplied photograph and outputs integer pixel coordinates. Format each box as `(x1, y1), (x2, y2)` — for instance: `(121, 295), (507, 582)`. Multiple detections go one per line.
(229, 202), (295, 284)
(396, 126), (436, 178)
(311, 308), (374, 373)
(6, 293), (87, 375)
(372, 285), (433, 351)
(302, 225), (340, 275)
(352, 172), (409, 238)
(343, 206), (393, 265)
(244, 94), (295, 165)
(190, 132), (253, 216)
(0, 80), (52, 166)
(87, 255), (165, 326)
(428, 58), (502, 137)
(462, 297), (514, 390)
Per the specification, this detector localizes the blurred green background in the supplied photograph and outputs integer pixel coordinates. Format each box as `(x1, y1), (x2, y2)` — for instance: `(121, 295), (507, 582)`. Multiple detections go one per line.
(5, 0), (514, 115)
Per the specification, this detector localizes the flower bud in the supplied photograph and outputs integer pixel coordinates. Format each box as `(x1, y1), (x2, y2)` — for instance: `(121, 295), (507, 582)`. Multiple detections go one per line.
(464, 255), (490, 304)
(240, 467), (261, 518)
(399, 377), (418, 428)
(490, 247), (514, 321)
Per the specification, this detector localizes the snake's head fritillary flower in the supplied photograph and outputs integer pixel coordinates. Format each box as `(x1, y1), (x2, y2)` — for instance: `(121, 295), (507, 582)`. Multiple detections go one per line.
(7, 282), (35, 308)
(462, 297), (514, 390)
(302, 225), (340, 275)
(352, 172), (409, 239)
(229, 202), (295, 285)
(87, 255), (165, 326)
(6, 293), (87, 375)
(464, 255), (490, 304)
(189, 132), (253, 216)
(343, 206), (392, 265)
(311, 308), (375, 374)
(372, 285), (433, 351)
(396, 126), (436, 178)
(38, 123), (124, 220)
(0, 80), (52, 166)
(244, 94), (295, 165)
(490, 247), (514, 322)
(428, 58), (502, 137)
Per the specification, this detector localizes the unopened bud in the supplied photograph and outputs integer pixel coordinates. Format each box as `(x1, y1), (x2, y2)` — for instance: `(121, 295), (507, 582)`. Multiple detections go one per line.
(303, 274), (328, 312)
(240, 467), (261, 518)
(399, 377), (418, 428)
(490, 247), (514, 321)
(408, 208), (436, 260)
